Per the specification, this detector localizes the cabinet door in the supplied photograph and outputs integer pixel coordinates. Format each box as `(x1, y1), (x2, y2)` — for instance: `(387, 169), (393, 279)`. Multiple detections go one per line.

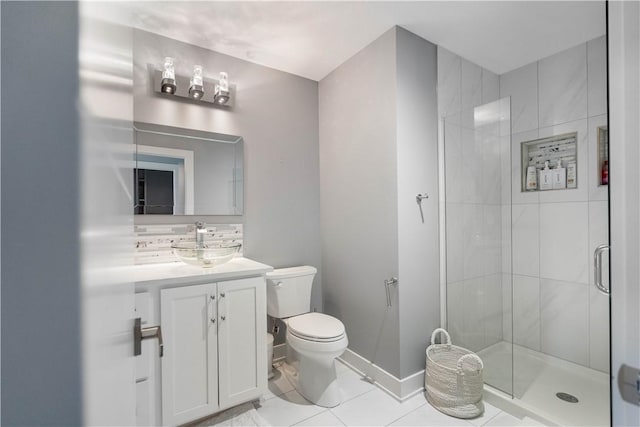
(136, 380), (153, 427)
(161, 283), (218, 426)
(217, 277), (267, 409)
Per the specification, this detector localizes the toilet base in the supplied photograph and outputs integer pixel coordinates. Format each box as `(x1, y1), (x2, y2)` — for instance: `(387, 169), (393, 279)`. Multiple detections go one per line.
(285, 332), (348, 408)
(297, 356), (342, 407)
(283, 357), (343, 408)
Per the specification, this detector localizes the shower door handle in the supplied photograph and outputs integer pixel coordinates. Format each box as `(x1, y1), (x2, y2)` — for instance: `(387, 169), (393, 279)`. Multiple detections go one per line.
(593, 244), (610, 295)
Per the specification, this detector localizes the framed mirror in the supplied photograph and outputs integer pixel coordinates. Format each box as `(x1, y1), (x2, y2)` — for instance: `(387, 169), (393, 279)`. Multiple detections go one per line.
(134, 122), (243, 215)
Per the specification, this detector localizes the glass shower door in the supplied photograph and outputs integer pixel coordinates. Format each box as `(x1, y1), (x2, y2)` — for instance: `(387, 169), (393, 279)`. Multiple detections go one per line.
(443, 97), (513, 396)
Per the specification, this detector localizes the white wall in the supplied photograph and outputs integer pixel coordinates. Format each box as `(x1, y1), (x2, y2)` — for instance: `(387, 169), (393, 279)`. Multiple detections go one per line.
(609, 1), (640, 425)
(79, 8), (137, 424)
(500, 36), (609, 372)
(132, 30), (323, 317)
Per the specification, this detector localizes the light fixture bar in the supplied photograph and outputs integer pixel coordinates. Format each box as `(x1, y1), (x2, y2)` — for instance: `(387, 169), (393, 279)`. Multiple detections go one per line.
(152, 69), (234, 107)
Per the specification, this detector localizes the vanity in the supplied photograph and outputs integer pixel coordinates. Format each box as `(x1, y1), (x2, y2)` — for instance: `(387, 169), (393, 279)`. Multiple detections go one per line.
(133, 257), (272, 426)
(131, 120), (264, 425)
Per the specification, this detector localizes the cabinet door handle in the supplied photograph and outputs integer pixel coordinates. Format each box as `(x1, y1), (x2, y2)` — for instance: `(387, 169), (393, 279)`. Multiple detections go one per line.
(134, 317), (164, 358)
(220, 315), (226, 321)
(210, 295), (215, 300)
(220, 292), (226, 298)
(210, 318), (216, 324)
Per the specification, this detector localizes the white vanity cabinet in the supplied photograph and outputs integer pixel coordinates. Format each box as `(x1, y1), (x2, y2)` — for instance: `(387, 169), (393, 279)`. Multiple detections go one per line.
(160, 277), (266, 426)
(132, 258), (271, 427)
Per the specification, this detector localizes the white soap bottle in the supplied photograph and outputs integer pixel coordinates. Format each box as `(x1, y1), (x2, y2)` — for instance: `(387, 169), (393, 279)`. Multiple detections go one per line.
(539, 161), (553, 190)
(525, 163), (538, 191)
(552, 159), (567, 189)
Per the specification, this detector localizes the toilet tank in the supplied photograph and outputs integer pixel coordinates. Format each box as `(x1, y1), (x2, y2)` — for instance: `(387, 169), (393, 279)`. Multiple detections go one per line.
(266, 266), (317, 318)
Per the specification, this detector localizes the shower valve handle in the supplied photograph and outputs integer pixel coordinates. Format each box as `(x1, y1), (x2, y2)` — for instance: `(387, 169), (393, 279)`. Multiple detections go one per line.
(384, 277), (398, 307)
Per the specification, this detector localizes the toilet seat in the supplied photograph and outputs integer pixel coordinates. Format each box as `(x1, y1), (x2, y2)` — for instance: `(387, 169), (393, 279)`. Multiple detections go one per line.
(287, 312), (345, 342)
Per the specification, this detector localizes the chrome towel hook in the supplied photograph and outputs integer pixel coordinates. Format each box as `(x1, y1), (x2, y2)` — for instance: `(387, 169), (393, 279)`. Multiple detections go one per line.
(416, 193), (429, 204)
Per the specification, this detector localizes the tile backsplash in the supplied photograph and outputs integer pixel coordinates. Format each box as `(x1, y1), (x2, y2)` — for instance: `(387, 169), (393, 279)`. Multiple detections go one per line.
(134, 223), (243, 265)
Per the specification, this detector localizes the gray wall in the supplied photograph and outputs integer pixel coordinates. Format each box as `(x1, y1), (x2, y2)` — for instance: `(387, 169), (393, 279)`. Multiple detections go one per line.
(320, 27), (440, 378)
(395, 28), (440, 378)
(1, 2), (82, 424)
(320, 28), (401, 376)
(133, 30), (323, 316)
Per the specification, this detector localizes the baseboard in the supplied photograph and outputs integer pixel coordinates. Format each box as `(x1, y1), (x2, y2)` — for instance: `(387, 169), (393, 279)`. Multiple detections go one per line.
(338, 348), (425, 401)
(273, 344), (425, 401)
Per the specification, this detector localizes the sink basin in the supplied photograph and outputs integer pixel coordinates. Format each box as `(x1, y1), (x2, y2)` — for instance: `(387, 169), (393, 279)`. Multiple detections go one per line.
(171, 242), (242, 267)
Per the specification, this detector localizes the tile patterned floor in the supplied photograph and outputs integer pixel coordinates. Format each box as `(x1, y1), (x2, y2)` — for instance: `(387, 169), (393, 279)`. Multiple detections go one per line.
(250, 361), (527, 427)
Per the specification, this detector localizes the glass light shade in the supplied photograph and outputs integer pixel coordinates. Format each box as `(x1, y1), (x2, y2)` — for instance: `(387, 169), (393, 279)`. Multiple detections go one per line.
(219, 72), (229, 92)
(161, 57), (177, 94)
(190, 65), (203, 87)
(189, 64), (204, 99)
(162, 57), (175, 80)
(214, 71), (230, 104)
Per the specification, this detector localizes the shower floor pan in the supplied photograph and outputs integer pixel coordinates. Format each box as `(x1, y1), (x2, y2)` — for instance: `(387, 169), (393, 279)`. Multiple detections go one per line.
(478, 341), (609, 427)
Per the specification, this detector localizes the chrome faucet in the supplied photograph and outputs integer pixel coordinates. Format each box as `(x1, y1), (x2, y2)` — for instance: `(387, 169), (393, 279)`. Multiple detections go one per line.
(195, 222), (206, 249)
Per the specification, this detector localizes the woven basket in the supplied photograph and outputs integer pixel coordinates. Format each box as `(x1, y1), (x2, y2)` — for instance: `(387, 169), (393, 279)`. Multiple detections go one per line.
(425, 328), (484, 419)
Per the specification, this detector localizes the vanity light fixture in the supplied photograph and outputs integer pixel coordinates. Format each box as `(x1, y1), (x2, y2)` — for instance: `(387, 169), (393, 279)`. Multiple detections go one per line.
(155, 61), (233, 107)
(214, 72), (230, 105)
(161, 57), (177, 94)
(189, 65), (204, 100)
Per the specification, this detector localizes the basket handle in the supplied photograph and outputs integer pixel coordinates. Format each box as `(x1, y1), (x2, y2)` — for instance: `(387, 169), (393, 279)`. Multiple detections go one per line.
(430, 328), (451, 345)
(456, 353), (484, 374)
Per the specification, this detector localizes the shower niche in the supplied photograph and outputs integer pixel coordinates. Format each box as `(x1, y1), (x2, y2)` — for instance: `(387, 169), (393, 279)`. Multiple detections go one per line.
(520, 132), (578, 192)
(597, 126), (609, 186)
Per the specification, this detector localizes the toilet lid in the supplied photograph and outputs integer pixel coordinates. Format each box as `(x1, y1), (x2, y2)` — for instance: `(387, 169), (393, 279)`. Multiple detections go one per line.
(287, 313), (345, 341)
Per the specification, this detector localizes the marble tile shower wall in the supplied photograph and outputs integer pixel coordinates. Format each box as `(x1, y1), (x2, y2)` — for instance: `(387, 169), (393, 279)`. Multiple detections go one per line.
(501, 36), (609, 372)
(134, 223), (243, 265)
(438, 47), (505, 353)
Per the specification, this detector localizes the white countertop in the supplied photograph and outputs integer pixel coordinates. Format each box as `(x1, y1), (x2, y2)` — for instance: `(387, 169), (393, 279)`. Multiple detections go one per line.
(130, 257), (273, 287)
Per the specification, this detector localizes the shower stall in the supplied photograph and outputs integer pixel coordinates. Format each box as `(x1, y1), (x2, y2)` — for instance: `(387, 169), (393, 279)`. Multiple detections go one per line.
(442, 96), (610, 426)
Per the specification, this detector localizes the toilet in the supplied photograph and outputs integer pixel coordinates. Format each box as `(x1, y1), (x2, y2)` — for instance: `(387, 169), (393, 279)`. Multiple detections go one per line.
(266, 266), (348, 408)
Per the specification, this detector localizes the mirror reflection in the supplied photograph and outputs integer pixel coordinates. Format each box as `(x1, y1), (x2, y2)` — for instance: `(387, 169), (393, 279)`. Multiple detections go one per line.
(134, 122), (243, 215)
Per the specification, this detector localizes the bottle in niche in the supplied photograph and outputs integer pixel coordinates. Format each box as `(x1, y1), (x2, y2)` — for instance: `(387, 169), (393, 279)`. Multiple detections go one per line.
(601, 160), (609, 185)
(552, 159), (567, 189)
(567, 162), (577, 188)
(539, 161), (553, 190)
(525, 163), (538, 191)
